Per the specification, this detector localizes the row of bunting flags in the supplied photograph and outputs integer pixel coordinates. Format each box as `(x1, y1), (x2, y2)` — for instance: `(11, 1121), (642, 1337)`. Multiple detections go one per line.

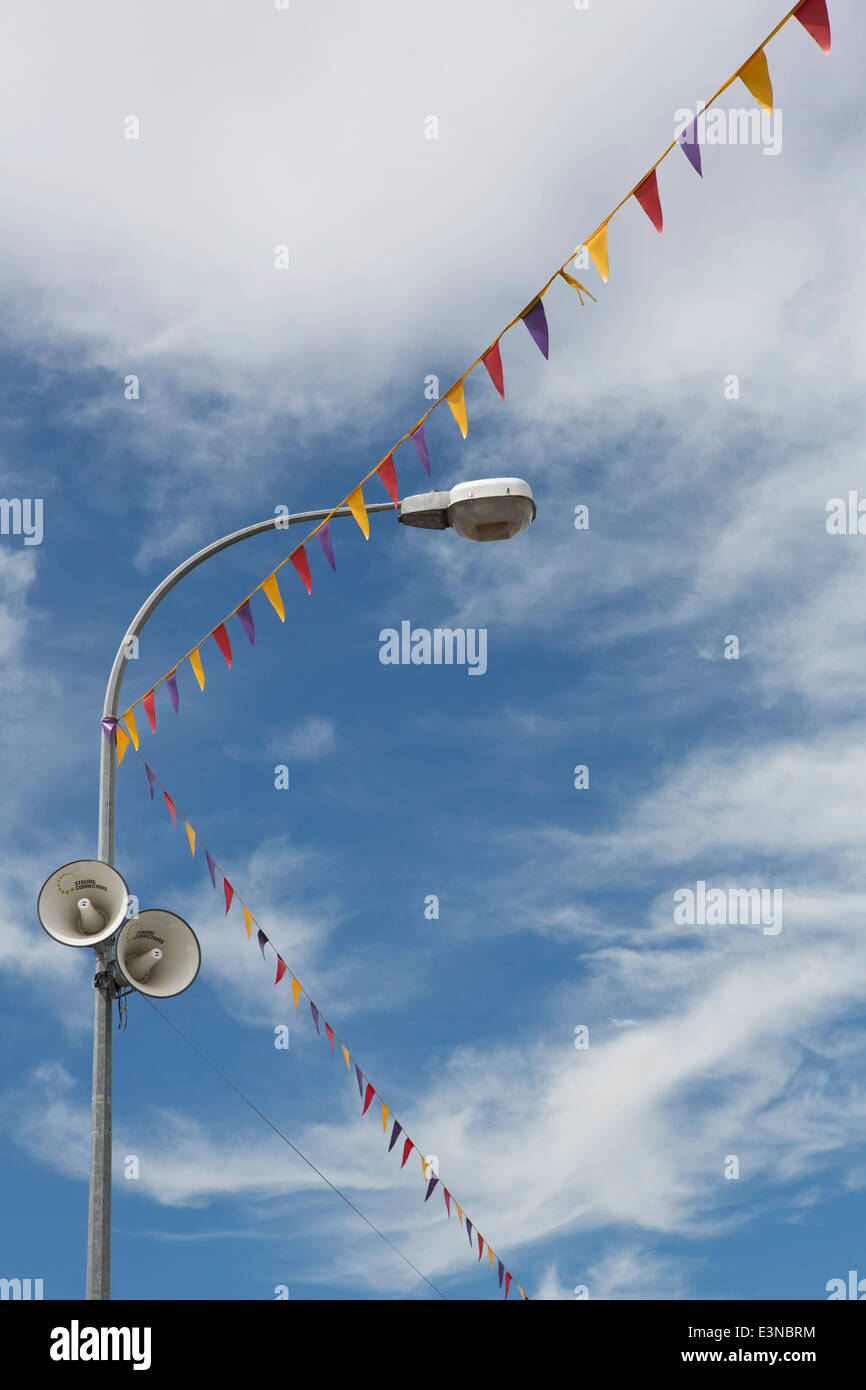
(108, 0), (833, 759)
(106, 731), (529, 1299)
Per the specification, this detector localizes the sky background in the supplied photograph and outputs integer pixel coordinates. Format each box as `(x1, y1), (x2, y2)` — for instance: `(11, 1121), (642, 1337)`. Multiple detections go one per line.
(1, 0), (865, 1301)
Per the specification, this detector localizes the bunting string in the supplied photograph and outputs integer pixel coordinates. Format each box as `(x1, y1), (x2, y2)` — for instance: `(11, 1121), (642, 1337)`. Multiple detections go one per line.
(113, 0), (831, 752)
(116, 735), (529, 1300)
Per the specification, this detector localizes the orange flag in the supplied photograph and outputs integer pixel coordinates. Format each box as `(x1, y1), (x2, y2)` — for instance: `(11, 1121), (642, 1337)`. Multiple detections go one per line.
(738, 49), (773, 111)
(292, 977), (303, 1010)
(346, 485), (370, 538)
(585, 225), (609, 282)
(122, 708), (139, 749)
(242, 905), (253, 939)
(445, 382), (468, 438)
(189, 647), (205, 691)
(115, 726), (131, 765)
(185, 822), (196, 856)
(261, 572), (285, 622)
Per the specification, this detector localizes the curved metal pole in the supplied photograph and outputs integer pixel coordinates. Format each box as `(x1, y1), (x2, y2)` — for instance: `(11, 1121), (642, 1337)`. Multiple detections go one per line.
(86, 501), (395, 1300)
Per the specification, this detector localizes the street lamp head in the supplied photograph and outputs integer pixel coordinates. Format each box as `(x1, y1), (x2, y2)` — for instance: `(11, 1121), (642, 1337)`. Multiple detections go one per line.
(398, 477), (536, 542)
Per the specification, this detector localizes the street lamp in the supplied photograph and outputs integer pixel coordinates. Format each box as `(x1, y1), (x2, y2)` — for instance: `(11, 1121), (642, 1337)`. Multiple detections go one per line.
(38, 476), (536, 1300)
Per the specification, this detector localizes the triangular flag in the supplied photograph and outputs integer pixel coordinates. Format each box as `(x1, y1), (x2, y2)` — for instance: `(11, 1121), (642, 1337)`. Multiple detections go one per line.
(678, 115), (702, 176)
(488, 1245), (495, 1270)
(236, 599), (255, 646)
(388, 1121), (402, 1152)
(457, 1205), (464, 1229)
(144, 762), (156, 799)
(122, 708), (139, 749)
(412, 424), (431, 477)
(325, 1021), (335, 1052)
(223, 879), (233, 915)
(355, 1063), (364, 1097)
(381, 1103), (389, 1133)
(318, 521), (336, 571)
(275, 955), (287, 985)
(585, 225), (609, 282)
(362, 1083), (375, 1115)
(794, 0), (831, 52)
(310, 1000), (320, 1034)
(498, 1259), (504, 1288)
(292, 977), (303, 1010)
(401, 1137), (414, 1168)
(115, 726), (131, 765)
(521, 299), (549, 359)
(242, 904), (252, 938)
(738, 49), (773, 112)
(341, 1044), (351, 1070)
(257, 929), (268, 957)
(166, 670), (179, 713)
(560, 268), (595, 303)
(290, 546), (312, 595)
(189, 647), (205, 690)
(466, 1218), (474, 1247)
(421, 1157), (428, 1180)
(185, 822), (196, 856)
(143, 690), (156, 733)
(163, 790), (177, 826)
(518, 1286), (526, 1300)
(504, 1272), (512, 1300)
(445, 382), (468, 438)
(346, 485), (369, 539)
(377, 454), (398, 505)
(482, 342), (505, 401)
(443, 1189), (451, 1218)
(213, 623), (232, 668)
(477, 1232), (484, 1261)
(261, 572), (285, 621)
(205, 850), (217, 887)
(425, 1176), (439, 1202)
(634, 168), (663, 233)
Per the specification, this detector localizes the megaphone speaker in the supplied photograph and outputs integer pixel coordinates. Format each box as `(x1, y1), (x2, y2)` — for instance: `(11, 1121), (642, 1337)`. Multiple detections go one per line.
(116, 910), (201, 998)
(37, 860), (130, 947)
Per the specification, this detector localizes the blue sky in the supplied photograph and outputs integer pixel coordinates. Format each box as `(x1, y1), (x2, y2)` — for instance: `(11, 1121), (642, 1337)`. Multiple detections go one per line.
(2, 0), (865, 1300)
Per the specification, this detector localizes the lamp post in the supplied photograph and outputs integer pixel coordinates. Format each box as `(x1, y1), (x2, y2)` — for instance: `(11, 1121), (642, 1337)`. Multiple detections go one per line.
(84, 479), (535, 1300)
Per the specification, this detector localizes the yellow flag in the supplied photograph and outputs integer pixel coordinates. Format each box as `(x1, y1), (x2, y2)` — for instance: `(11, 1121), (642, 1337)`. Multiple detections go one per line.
(421, 1157), (429, 1180)
(488, 1244), (495, 1269)
(115, 726), (131, 765)
(585, 225), (609, 282)
(291, 977), (302, 1010)
(346, 485), (369, 539)
(381, 1103), (389, 1133)
(242, 905), (253, 939)
(456, 1205), (464, 1228)
(341, 1044), (351, 1070)
(123, 708), (139, 750)
(518, 1286), (525, 1299)
(738, 49), (773, 111)
(262, 572), (285, 622)
(445, 382), (468, 438)
(190, 647), (205, 691)
(185, 822), (196, 856)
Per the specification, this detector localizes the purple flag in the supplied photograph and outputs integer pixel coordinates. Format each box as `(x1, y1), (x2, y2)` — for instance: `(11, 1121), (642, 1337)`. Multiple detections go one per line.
(354, 1062), (364, 1097)
(166, 671), (179, 713)
(678, 115), (703, 176)
(237, 599), (255, 646)
(466, 1218), (474, 1247)
(310, 1001), (321, 1035)
(424, 1176), (439, 1202)
(101, 716), (118, 741)
(522, 300), (549, 359)
(388, 1121), (402, 1152)
(144, 762), (156, 799)
(257, 928), (268, 957)
(205, 850), (217, 887)
(498, 1259), (504, 1288)
(412, 424), (431, 477)
(318, 521), (336, 572)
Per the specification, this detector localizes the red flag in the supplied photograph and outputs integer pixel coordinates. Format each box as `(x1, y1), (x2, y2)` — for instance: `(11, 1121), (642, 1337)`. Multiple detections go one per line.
(362, 1083), (376, 1114)
(377, 454), (398, 504)
(482, 342), (505, 401)
(213, 623), (232, 668)
(143, 690), (156, 733)
(275, 955), (287, 985)
(504, 1272), (512, 1300)
(163, 790), (177, 826)
(290, 546), (312, 595)
(443, 1188), (451, 1218)
(325, 1022), (335, 1053)
(794, 0), (831, 52)
(224, 879), (234, 915)
(401, 1137), (414, 1168)
(477, 1232), (484, 1261)
(634, 169), (663, 233)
